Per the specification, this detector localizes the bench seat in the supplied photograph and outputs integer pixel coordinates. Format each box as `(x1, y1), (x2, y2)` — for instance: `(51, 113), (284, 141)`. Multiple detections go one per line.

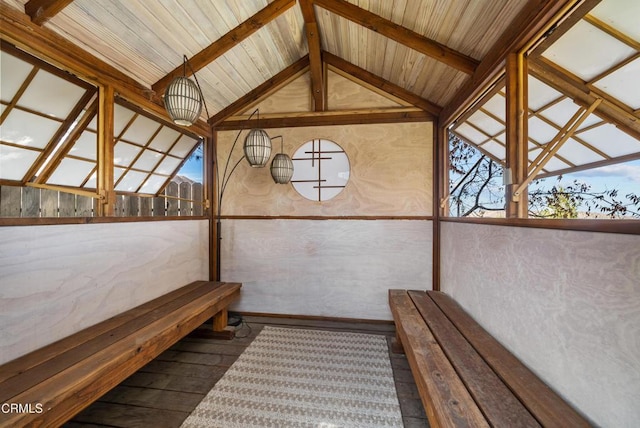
(389, 289), (590, 428)
(0, 280), (241, 427)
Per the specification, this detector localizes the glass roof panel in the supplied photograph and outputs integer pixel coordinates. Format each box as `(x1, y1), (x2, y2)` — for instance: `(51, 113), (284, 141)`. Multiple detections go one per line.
(0, 51), (33, 102)
(1, 109), (60, 149)
(87, 114), (97, 131)
(593, 57), (640, 110)
(68, 130), (97, 160)
(539, 98), (580, 127)
(113, 141), (142, 167)
(480, 140), (505, 161)
(577, 124), (640, 157)
(120, 114), (160, 145)
(528, 75), (562, 110)
(467, 110), (504, 136)
(454, 123), (487, 145)
(170, 135), (199, 158)
(47, 158), (95, 186)
(139, 174), (167, 194)
(115, 170), (148, 192)
(556, 138), (606, 165)
(155, 156), (182, 175)
(481, 93), (505, 120)
(528, 116), (558, 144)
(114, 104), (136, 136)
(132, 149), (163, 172)
(590, 0), (640, 42)
(0, 144), (40, 180)
(149, 126), (181, 152)
(542, 20), (635, 81)
(19, 70), (86, 119)
(541, 156), (571, 172)
(83, 171), (97, 189)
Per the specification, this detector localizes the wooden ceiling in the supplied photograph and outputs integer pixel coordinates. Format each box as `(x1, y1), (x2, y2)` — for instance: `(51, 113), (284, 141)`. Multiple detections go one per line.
(1, 0), (534, 125)
(1, 0), (637, 153)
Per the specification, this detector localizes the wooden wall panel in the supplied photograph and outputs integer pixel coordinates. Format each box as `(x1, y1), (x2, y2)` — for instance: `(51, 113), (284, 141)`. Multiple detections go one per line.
(243, 73), (312, 114)
(327, 70), (404, 110)
(0, 220), (209, 364)
(222, 219), (433, 320)
(217, 121), (433, 217)
(441, 222), (640, 427)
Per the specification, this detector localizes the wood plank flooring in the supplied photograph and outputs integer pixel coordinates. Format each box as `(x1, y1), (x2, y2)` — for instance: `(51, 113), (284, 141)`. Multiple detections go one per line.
(64, 315), (429, 428)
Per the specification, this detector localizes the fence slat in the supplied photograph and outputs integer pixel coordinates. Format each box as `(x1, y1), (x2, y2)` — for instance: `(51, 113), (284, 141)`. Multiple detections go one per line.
(140, 197), (152, 216)
(153, 196), (166, 216)
(22, 187), (40, 217)
(179, 182), (192, 216)
(76, 195), (93, 217)
(40, 189), (58, 217)
(0, 186), (21, 217)
(166, 182), (179, 216)
(193, 183), (203, 216)
(59, 192), (75, 217)
(126, 195), (139, 216)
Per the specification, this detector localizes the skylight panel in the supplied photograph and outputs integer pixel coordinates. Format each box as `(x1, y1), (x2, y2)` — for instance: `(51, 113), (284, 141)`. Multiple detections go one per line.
(47, 158), (95, 186)
(556, 138), (606, 165)
(115, 170), (148, 192)
(139, 174), (168, 194)
(120, 114), (161, 144)
(1, 109), (60, 149)
(481, 93), (506, 120)
(0, 51), (33, 102)
(0, 145), (40, 180)
(19, 70), (86, 119)
(577, 124), (640, 157)
(113, 104), (136, 136)
(542, 20), (635, 81)
(480, 140), (505, 161)
(467, 110), (504, 136)
(155, 156), (182, 175)
(454, 123), (487, 145)
(590, 0), (640, 42)
(169, 135), (199, 157)
(132, 149), (163, 171)
(528, 75), (562, 110)
(68, 131), (98, 160)
(149, 126), (181, 152)
(113, 142), (142, 167)
(593, 57), (640, 109)
(528, 116), (558, 145)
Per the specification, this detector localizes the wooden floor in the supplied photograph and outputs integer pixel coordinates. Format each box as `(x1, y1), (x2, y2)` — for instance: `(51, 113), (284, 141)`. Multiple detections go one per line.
(64, 315), (429, 428)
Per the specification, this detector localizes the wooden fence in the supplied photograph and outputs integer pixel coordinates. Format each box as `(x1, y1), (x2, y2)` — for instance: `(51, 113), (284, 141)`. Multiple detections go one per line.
(0, 181), (203, 218)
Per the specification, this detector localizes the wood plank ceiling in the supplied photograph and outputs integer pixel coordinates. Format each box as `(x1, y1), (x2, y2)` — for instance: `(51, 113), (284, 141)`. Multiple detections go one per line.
(2, 0), (638, 179)
(1, 0), (528, 121)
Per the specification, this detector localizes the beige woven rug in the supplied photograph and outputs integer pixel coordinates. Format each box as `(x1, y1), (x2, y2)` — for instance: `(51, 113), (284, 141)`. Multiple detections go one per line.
(181, 326), (403, 428)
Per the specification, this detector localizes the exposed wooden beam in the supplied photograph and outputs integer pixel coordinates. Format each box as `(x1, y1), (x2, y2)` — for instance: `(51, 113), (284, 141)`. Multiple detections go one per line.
(152, 0), (295, 95)
(97, 85), (115, 216)
(215, 109), (431, 130)
(313, 0), (478, 75)
(25, 0), (74, 25)
(0, 4), (211, 137)
(505, 53), (528, 218)
(300, 0), (325, 111)
(323, 51), (442, 116)
(440, 0), (579, 126)
(208, 55), (310, 126)
(529, 0), (602, 58)
(529, 60), (640, 141)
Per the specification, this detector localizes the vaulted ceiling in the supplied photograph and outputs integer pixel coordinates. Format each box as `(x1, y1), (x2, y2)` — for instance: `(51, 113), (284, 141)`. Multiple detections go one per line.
(1, 0), (639, 181)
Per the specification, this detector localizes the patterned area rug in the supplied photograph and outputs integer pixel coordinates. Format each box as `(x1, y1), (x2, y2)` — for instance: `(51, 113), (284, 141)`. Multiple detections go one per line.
(181, 326), (403, 427)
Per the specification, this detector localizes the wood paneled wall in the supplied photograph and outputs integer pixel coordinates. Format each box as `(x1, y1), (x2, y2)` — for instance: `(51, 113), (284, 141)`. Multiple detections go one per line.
(216, 121), (433, 217)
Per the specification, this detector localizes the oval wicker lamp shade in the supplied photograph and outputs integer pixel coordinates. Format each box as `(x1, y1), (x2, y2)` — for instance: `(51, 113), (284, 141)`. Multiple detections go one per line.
(244, 129), (272, 167)
(164, 76), (202, 126)
(270, 153), (294, 184)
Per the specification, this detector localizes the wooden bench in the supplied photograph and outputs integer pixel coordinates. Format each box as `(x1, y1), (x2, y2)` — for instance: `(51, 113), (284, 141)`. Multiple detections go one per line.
(0, 280), (241, 427)
(389, 289), (591, 428)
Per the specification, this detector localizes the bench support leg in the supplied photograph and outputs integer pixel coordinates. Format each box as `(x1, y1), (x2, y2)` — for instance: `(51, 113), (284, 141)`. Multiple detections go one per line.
(188, 309), (235, 340)
(391, 330), (405, 354)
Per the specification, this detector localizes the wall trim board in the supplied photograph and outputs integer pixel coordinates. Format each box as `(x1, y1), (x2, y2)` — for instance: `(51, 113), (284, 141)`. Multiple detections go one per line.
(237, 311), (395, 325)
(0, 216), (208, 227)
(441, 216), (640, 235)
(220, 215), (433, 221)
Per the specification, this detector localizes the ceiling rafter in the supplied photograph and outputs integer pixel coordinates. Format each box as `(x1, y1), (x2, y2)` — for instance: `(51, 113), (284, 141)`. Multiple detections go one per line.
(529, 59), (640, 141)
(0, 4), (212, 137)
(299, 0), (325, 111)
(152, 0), (296, 95)
(323, 51), (441, 117)
(25, 0), (74, 25)
(312, 0), (479, 75)
(441, 0), (581, 126)
(209, 55), (311, 127)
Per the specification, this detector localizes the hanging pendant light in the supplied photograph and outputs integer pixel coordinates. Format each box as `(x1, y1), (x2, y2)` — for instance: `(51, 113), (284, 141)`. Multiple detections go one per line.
(270, 136), (294, 184)
(164, 56), (203, 126)
(243, 110), (271, 167)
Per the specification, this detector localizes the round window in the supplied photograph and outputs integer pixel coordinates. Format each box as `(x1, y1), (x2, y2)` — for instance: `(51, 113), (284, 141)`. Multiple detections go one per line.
(291, 139), (350, 201)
